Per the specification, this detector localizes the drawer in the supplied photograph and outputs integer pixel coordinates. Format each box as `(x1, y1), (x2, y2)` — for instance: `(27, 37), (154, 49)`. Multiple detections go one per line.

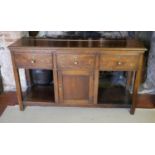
(57, 54), (95, 69)
(14, 53), (53, 69)
(100, 55), (139, 71)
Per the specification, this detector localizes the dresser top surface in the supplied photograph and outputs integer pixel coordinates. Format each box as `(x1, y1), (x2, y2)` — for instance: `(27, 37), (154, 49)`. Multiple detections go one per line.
(9, 37), (146, 51)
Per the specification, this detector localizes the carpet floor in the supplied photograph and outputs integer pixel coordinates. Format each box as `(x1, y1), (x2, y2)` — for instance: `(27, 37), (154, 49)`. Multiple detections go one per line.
(0, 106), (155, 123)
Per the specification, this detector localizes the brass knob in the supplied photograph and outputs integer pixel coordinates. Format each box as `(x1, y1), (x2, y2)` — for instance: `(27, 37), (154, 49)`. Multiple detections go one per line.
(117, 61), (122, 65)
(74, 61), (78, 65)
(31, 59), (35, 64)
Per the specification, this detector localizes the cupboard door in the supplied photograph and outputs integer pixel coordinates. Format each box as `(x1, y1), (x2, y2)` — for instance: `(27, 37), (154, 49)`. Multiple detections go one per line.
(58, 70), (94, 105)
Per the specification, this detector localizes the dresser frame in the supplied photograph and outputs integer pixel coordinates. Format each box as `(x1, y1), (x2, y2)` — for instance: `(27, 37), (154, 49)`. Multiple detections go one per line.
(9, 38), (146, 114)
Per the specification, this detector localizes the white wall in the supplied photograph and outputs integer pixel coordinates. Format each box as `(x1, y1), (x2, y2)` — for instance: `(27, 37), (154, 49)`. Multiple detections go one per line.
(0, 31), (28, 91)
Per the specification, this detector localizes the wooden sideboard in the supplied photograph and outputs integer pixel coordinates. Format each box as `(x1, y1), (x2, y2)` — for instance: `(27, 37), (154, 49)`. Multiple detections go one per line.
(9, 38), (146, 114)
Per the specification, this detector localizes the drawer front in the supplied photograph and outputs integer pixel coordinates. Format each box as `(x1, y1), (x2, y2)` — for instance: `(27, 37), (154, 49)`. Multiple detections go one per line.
(57, 54), (95, 69)
(100, 55), (139, 71)
(14, 53), (53, 69)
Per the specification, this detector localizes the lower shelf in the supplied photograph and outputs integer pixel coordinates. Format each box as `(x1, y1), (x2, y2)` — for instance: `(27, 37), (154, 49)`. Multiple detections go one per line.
(23, 85), (55, 105)
(97, 71), (132, 107)
(21, 84), (155, 109)
(22, 85), (131, 108)
(1, 92), (155, 110)
(98, 85), (131, 106)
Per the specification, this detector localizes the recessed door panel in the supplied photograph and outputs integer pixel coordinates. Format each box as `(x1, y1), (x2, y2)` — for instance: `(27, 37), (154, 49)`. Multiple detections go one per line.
(58, 70), (94, 105)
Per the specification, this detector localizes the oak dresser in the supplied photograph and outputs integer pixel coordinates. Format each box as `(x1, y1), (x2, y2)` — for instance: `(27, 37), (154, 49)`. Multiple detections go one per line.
(9, 38), (146, 114)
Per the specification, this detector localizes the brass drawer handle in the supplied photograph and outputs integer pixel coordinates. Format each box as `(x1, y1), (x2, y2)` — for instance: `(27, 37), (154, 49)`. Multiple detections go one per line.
(73, 56), (78, 65)
(31, 59), (36, 64)
(74, 61), (78, 65)
(117, 61), (122, 65)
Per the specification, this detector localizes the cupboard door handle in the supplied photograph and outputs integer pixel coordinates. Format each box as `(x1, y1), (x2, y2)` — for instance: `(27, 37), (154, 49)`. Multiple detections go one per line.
(59, 86), (62, 90)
